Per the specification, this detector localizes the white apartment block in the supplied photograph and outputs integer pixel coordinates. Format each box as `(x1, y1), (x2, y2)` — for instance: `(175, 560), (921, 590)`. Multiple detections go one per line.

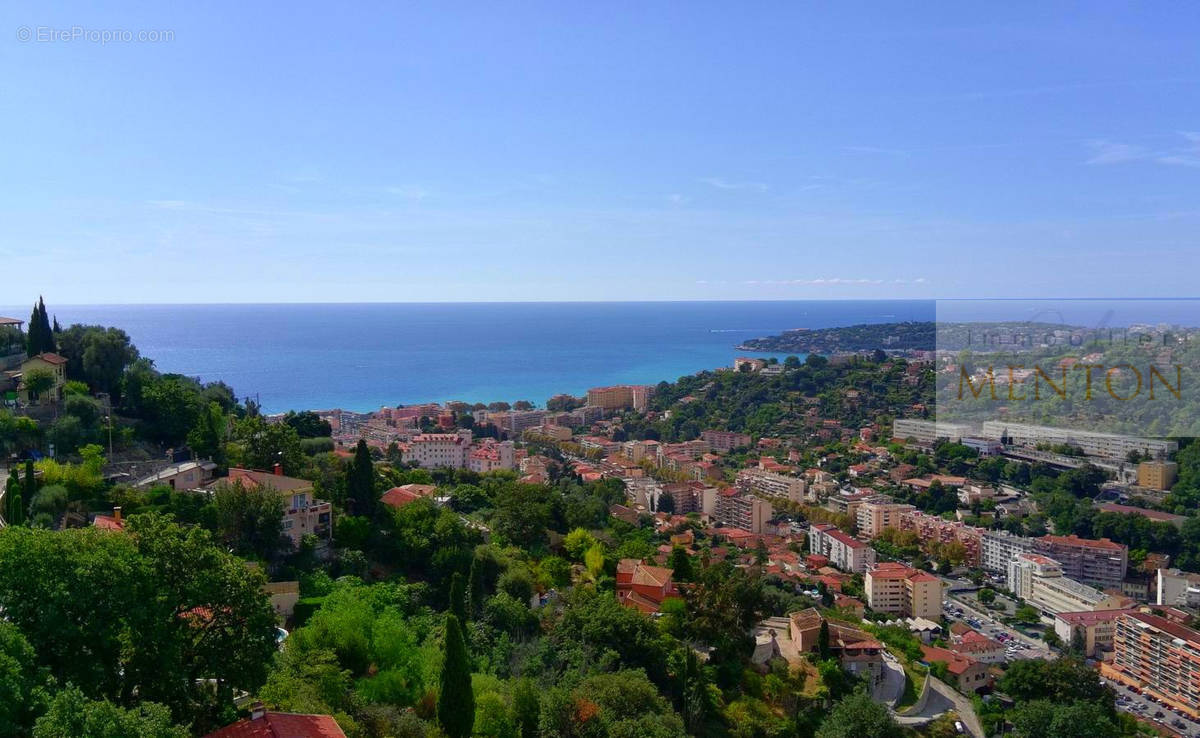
(1008, 553), (1129, 615)
(892, 419), (974, 446)
(981, 529), (1035, 574)
(1156, 568), (1200, 609)
(980, 421), (1177, 460)
(809, 523), (877, 574)
(405, 430), (473, 469)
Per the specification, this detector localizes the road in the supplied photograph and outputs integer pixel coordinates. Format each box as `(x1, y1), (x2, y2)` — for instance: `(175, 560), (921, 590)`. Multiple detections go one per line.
(1105, 676), (1200, 737)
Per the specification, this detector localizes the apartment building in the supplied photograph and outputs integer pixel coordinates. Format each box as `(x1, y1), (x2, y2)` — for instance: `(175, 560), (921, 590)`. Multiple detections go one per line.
(980, 420), (1177, 460)
(856, 500), (916, 538)
(1105, 611), (1200, 718)
(715, 491), (773, 534)
(701, 429), (753, 452)
(405, 430), (473, 469)
(981, 529), (1035, 574)
(1054, 609), (1137, 659)
(1032, 534), (1128, 590)
(1007, 553), (1130, 615)
(214, 467), (332, 548)
(809, 523), (876, 574)
(467, 440), (516, 473)
(892, 418), (973, 446)
(864, 562), (944, 620)
(897, 510), (982, 566)
(736, 468), (806, 503)
(1139, 460), (1179, 491)
(586, 384), (654, 412)
(1157, 568), (1200, 608)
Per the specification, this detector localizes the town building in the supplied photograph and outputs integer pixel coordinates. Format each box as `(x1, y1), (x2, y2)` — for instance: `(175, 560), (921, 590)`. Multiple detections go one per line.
(1007, 553), (1130, 615)
(1105, 611), (1200, 719)
(892, 418), (973, 446)
(787, 608), (885, 686)
(616, 559), (678, 614)
(864, 562), (944, 620)
(212, 467), (332, 549)
(1032, 534), (1127, 590)
(948, 629), (1006, 664)
(1156, 568), (1200, 609)
(1054, 609), (1137, 659)
(380, 483), (439, 509)
(715, 490), (773, 534)
(16, 352), (68, 405)
(809, 523), (876, 574)
(980, 420), (1177, 460)
(133, 460), (218, 490)
(736, 468), (806, 503)
(585, 384), (653, 411)
(1138, 460), (1179, 491)
(405, 430), (473, 469)
(202, 705), (347, 738)
(1096, 503), (1186, 528)
(920, 645), (992, 693)
(856, 500), (916, 538)
(467, 439), (516, 473)
(981, 529), (1035, 574)
(897, 511), (982, 566)
(701, 429), (753, 452)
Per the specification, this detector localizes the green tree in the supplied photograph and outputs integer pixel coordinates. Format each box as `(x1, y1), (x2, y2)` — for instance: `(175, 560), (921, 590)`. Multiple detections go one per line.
(346, 440), (376, 518)
(4, 469), (23, 527)
(0, 516), (278, 731)
(437, 614), (474, 738)
(33, 686), (187, 738)
(818, 619), (831, 660)
(281, 411), (332, 439)
(22, 369), (56, 402)
(449, 572), (467, 623)
(213, 479), (286, 559)
(511, 677), (539, 738)
(814, 690), (901, 738)
(669, 546), (693, 581)
(187, 402), (228, 467)
(0, 621), (43, 735)
(231, 416), (303, 475)
(25, 298), (55, 357)
(978, 587), (996, 604)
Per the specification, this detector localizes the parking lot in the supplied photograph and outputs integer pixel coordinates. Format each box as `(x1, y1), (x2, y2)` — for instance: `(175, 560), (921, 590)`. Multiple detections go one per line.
(943, 594), (1053, 662)
(1105, 676), (1200, 737)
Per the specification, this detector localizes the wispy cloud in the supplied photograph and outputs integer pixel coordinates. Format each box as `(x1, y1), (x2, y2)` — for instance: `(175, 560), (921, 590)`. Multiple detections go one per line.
(842, 145), (911, 158)
(667, 193), (689, 205)
(738, 277), (928, 286)
(699, 177), (768, 192)
(1086, 132), (1200, 167)
(384, 185), (430, 200)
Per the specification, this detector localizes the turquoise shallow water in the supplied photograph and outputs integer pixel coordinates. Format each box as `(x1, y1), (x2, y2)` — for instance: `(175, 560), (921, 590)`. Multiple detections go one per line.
(2, 301), (934, 413)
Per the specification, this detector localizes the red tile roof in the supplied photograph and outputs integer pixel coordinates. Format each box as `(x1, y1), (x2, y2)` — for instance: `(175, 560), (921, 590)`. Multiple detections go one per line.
(1095, 503), (1185, 524)
(202, 713), (347, 738)
(1040, 534), (1125, 551)
(30, 352), (67, 365)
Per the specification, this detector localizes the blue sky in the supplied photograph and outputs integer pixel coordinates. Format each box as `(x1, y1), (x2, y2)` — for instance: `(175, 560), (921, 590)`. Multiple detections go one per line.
(2, 2), (1198, 303)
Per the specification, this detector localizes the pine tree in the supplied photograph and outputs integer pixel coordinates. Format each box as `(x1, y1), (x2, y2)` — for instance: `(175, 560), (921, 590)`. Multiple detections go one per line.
(449, 572), (467, 624)
(52, 316), (61, 334)
(437, 614), (475, 738)
(346, 439), (376, 517)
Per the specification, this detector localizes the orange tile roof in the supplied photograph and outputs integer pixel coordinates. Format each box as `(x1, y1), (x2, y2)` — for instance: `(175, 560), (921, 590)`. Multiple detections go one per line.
(202, 713), (347, 738)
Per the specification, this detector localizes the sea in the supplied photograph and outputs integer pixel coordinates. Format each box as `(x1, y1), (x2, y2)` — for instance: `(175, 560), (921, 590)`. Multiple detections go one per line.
(5, 300), (935, 414)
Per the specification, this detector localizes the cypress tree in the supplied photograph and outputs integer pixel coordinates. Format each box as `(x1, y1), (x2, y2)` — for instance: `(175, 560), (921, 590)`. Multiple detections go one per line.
(437, 614), (474, 738)
(25, 297), (55, 356)
(818, 619), (831, 660)
(467, 555), (483, 617)
(4, 469), (22, 526)
(347, 439), (375, 517)
(512, 678), (540, 738)
(22, 460), (35, 505)
(449, 572), (467, 624)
